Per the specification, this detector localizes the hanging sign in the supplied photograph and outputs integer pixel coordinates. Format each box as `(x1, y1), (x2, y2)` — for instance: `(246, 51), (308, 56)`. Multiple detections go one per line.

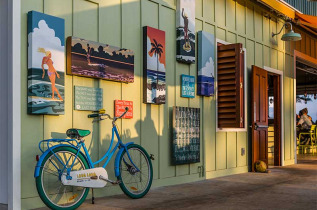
(181, 74), (195, 98)
(172, 106), (200, 165)
(114, 100), (133, 119)
(74, 86), (103, 111)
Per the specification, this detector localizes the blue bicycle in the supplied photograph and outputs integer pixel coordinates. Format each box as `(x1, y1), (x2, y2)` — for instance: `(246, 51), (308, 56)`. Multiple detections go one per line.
(34, 108), (153, 209)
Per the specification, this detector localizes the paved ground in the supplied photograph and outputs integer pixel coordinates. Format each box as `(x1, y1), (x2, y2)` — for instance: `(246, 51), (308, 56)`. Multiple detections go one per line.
(78, 156), (317, 210)
(3, 155), (316, 210)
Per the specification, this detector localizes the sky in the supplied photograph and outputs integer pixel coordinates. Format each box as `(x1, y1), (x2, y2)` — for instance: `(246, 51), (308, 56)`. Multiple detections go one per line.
(72, 37), (134, 58)
(177, 0), (195, 32)
(198, 31), (214, 78)
(28, 11), (65, 71)
(146, 26), (166, 72)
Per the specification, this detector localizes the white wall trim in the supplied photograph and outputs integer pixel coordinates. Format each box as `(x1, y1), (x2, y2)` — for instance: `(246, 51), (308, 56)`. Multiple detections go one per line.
(7, 0), (21, 209)
(264, 66), (284, 166)
(294, 71), (297, 164)
(215, 39), (248, 132)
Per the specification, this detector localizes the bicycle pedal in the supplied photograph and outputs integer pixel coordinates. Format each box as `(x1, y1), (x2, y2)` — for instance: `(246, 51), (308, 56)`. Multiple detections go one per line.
(99, 176), (121, 185)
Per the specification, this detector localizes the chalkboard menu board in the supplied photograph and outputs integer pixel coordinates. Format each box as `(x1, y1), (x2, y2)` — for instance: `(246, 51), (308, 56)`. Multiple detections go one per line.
(74, 86), (103, 111)
(172, 106), (200, 165)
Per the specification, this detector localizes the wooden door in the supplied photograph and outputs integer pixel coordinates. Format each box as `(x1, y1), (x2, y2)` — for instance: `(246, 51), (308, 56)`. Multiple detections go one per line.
(252, 65), (268, 171)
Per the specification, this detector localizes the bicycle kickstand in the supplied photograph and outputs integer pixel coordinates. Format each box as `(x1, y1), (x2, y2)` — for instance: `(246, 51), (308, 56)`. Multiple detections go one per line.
(92, 188), (95, 204)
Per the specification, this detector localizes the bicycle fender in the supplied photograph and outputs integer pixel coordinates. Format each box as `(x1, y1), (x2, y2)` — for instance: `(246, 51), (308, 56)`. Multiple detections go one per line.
(34, 144), (85, 178)
(114, 142), (134, 177)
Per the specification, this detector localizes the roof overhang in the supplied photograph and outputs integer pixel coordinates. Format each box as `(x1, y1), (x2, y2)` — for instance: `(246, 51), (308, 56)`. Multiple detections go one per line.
(295, 12), (317, 36)
(257, 0), (295, 19)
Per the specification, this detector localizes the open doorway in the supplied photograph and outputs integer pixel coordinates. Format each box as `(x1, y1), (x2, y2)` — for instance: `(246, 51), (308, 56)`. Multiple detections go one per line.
(294, 52), (317, 160)
(251, 66), (282, 171)
(267, 72), (282, 167)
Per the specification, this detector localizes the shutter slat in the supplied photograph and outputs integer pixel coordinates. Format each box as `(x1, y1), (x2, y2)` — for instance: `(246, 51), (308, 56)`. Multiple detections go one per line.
(218, 63), (236, 69)
(218, 74), (235, 80)
(218, 80), (235, 85)
(218, 97), (236, 102)
(218, 91), (236, 96)
(219, 114), (236, 119)
(218, 51), (235, 58)
(218, 108), (236, 113)
(218, 68), (236, 75)
(218, 103), (236, 108)
(218, 57), (236, 63)
(218, 86), (236, 91)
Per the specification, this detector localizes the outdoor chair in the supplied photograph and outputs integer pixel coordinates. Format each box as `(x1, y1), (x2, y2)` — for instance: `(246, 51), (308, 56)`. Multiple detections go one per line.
(298, 125), (316, 154)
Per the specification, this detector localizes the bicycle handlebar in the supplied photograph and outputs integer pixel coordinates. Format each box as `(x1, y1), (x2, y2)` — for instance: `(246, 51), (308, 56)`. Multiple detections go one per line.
(88, 107), (129, 122)
(88, 113), (100, 118)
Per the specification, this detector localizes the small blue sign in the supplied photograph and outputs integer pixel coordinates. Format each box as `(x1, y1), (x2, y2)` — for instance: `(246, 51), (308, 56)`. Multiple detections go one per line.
(181, 75), (195, 98)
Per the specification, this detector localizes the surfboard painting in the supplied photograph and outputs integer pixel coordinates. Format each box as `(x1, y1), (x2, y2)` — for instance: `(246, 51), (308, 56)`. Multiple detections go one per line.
(176, 0), (195, 64)
(143, 26), (166, 104)
(67, 37), (134, 83)
(27, 11), (65, 115)
(197, 31), (215, 96)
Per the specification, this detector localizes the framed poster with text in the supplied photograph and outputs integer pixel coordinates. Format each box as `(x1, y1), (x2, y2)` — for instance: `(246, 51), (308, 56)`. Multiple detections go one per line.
(74, 86), (103, 111)
(172, 106), (200, 165)
(181, 74), (195, 98)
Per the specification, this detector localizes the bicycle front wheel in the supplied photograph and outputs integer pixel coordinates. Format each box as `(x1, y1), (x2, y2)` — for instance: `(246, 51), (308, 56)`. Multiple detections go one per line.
(117, 144), (153, 199)
(36, 146), (90, 210)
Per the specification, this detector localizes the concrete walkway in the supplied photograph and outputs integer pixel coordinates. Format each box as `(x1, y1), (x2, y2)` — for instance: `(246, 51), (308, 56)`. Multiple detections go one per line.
(77, 157), (317, 210)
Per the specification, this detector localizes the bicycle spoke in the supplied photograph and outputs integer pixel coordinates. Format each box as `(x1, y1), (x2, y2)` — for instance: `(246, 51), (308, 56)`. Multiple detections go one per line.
(40, 150), (87, 208)
(119, 147), (151, 196)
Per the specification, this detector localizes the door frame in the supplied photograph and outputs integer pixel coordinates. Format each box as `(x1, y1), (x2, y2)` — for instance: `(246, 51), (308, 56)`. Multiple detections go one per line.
(264, 66), (284, 166)
(1, 0), (22, 209)
(293, 50), (317, 164)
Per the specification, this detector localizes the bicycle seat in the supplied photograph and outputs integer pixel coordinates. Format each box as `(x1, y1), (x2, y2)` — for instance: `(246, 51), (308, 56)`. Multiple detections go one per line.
(66, 129), (91, 139)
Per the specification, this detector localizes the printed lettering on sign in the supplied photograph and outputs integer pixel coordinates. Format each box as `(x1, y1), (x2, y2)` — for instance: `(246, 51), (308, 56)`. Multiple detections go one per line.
(114, 100), (133, 119)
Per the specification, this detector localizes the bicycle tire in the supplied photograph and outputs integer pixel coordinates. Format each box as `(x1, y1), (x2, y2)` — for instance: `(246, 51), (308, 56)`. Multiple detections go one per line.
(35, 146), (90, 210)
(117, 144), (153, 199)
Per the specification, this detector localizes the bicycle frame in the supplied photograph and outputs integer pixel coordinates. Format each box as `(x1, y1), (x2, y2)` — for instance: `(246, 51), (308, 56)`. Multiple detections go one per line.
(34, 125), (140, 179)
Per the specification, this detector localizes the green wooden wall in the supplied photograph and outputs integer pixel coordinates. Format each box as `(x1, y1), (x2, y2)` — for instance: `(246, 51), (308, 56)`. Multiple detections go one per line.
(20, 0), (315, 209)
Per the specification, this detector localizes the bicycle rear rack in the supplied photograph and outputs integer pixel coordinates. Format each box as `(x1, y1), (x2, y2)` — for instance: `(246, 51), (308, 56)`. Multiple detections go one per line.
(38, 138), (79, 154)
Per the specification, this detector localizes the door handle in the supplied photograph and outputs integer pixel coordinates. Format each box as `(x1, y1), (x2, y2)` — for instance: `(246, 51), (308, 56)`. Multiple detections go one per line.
(257, 125), (269, 128)
(251, 123), (268, 130)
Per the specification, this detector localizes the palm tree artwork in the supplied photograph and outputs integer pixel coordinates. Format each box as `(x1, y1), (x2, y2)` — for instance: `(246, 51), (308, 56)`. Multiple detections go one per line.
(149, 39), (164, 71)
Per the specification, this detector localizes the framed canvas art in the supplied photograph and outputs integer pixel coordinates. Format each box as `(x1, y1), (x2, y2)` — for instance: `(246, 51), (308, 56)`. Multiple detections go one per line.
(27, 11), (65, 115)
(197, 31), (215, 96)
(67, 37), (134, 83)
(143, 26), (166, 104)
(172, 106), (200, 165)
(176, 0), (195, 64)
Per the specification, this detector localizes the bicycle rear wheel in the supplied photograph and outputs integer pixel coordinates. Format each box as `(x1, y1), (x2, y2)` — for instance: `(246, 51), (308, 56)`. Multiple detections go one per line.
(36, 147), (90, 210)
(117, 144), (153, 199)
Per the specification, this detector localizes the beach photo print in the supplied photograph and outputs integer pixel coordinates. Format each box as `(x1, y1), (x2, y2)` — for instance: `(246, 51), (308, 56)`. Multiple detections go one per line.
(143, 26), (166, 104)
(27, 11), (65, 115)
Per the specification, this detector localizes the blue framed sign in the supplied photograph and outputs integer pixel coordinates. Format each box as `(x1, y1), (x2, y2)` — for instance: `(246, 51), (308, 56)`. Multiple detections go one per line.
(181, 74), (195, 98)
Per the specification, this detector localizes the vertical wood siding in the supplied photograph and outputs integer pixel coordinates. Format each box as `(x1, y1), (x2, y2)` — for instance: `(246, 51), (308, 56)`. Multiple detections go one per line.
(0, 0), (9, 204)
(20, 0), (316, 209)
